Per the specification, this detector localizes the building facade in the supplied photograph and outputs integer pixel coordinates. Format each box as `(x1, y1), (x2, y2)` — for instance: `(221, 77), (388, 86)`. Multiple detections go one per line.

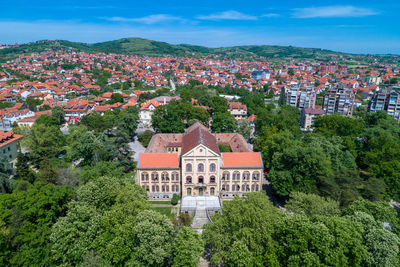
(323, 87), (355, 116)
(0, 131), (23, 168)
(136, 123), (263, 199)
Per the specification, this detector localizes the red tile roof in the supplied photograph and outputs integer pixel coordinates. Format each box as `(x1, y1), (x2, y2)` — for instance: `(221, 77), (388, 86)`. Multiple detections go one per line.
(222, 152), (263, 168)
(0, 131), (23, 148)
(138, 153), (179, 169)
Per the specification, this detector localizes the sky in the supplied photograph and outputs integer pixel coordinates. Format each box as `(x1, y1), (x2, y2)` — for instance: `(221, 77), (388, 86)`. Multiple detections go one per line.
(1, 0), (400, 54)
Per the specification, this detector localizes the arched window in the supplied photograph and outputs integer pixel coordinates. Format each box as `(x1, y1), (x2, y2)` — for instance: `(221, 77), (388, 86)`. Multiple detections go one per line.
(187, 188), (192, 196)
(151, 172), (159, 181)
(141, 172), (148, 181)
(198, 176), (204, 184)
(176, 185), (179, 192)
(172, 172), (179, 181)
(186, 163), (192, 172)
(161, 172), (169, 181)
(243, 171), (250, 181)
(210, 176), (216, 183)
(152, 185), (155, 192)
(186, 176), (192, 184)
(210, 187), (215, 195)
(222, 185), (226, 191)
(252, 171), (260, 180)
(233, 171), (240, 181)
(172, 185), (175, 192)
(246, 185), (250, 192)
(236, 184), (240, 191)
(226, 184), (230, 191)
(209, 163), (216, 172)
(166, 185), (169, 192)
(242, 184), (246, 191)
(198, 163), (204, 172)
(255, 184), (259, 191)
(251, 184), (255, 191)
(222, 171), (230, 181)
(155, 185), (160, 192)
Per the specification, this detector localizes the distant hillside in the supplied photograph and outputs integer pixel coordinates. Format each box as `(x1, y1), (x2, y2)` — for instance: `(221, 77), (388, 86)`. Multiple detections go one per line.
(0, 38), (399, 64)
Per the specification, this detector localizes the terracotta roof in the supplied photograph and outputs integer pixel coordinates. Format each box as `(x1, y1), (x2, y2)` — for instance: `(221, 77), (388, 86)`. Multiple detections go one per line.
(222, 152), (263, 168)
(137, 153), (179, 169)
(0, 131), (23, 148)
(182, 123), (220, 155)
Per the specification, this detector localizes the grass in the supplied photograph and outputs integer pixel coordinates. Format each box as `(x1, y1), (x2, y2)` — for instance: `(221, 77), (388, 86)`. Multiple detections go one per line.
(149, 200), (172, 205)
(151, 206), (175, 219)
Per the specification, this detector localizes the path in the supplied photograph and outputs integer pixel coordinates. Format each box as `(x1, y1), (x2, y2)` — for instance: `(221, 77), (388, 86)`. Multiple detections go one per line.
(129, 135), (146, 162)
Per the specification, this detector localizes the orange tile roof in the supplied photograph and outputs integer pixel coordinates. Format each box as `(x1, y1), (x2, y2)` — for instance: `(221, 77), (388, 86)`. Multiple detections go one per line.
(138, 153), (179, 169)
(0, 131), (23, 148)
(222, 152), (263, 168)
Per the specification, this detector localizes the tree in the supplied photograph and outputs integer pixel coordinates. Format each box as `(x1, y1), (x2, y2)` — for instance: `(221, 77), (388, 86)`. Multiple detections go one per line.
(203, 192), (282, 266)
(25, 123), (65, 164)
(79, 161), (125, 184)
(237, 119), (252, 140)
(171, 227), (204, 267)
(108, 93), (124, 104)
(34, 114), (60, 127)
(51, 106), (66, 125)
(269, 146), (332, 197)
(131, 210), (174, 266)
(137, 130), (154, 147)
(286, 192), (340, 217)
(224, 240), (253, 267)
(38, 157), (58, 184)
(0, 182), (74, 266)
(278, 87), (286, 106)
(14, 152), (36, 183)
(211, 112), (238, 133)
(0, 157), (13, 194)
(208, 96), (229, 114)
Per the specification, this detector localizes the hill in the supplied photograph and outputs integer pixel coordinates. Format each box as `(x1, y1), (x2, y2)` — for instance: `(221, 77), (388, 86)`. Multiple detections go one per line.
(0, 38), (399, 64)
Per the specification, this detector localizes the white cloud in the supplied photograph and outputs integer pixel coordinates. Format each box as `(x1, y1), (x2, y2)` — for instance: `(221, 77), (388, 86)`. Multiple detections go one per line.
(292, 6), (378, 18)
(261, 13), (280, 18)
(105, 14), (183, 24)
(197, 10), (257, 21)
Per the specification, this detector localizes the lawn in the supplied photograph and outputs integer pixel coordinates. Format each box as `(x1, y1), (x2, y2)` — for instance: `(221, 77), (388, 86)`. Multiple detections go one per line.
(151, 206), (175, 219)
(149, 200), (171, 205)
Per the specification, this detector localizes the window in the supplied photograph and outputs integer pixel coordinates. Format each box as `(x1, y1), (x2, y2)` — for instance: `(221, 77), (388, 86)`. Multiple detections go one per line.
(209, 163), (216, 172)
(166, 185), (169, 192)
(233, 171), (240, 181)
(222, 171), (230, 181)
(172, 185), (175, 192)
(162, 185), (165, 192)
(242, 184), (246, 191)
(210, 176), (215, 183)
(187, 188), (192, 196)
(151, 172), (159, 181)
(141, 172), (149, 181)
(186, 176), (192, 184)
(172, 172), (179, 181)
(255, 184), (259, 191)
(226, 184), (229, 191)
(176, 185), (179, 192)
(186, 163), (192, 172)
(198, 163), (204, 172)
(243, 171), (250, 181)
(161, 172), (169, 181)
(155, 185), (159, 192)
(222, 185), (226, 191)
(152, 185), (155, 192)
(210, 187), (215, 195)
(252, 171), (260, 180)
(198, 176), (204, 184)
(251, 184), (255, 191)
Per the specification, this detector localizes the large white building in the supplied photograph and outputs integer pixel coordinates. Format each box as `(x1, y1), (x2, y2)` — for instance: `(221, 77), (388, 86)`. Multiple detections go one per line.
(135, 123), (263, 200)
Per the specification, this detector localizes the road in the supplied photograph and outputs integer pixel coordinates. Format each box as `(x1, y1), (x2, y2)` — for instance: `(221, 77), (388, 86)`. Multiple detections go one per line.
(129, 134), (146, 162)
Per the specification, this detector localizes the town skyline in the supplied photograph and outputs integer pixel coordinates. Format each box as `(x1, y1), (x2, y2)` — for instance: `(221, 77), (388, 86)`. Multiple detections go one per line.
(2, 0), (400, 54)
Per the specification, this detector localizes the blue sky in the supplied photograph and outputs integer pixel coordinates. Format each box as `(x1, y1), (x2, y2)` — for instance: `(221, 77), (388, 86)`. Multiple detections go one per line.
(1, 0), (400, 54)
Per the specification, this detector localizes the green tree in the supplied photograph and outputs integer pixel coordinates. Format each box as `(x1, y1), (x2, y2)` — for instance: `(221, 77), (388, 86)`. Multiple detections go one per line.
(286, 192), (340, 217)
(0, 157), (13, 193)
(0, 182), (74, 266)
(51, 106), (66, 125)
(171, 227), (204, 267)
(14, 152), (36, 183)
(38, 157), (58, 184)
(225, 240), (253, 267)
(131, 210), (174, 266)
(211, 112), (238, 133)
(208, 96), (229, 114)
(269, 146), (332, 197)
(34, 114), (60, 127)
(137, 130), (154, 147)
(237, 119), (252, 140)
